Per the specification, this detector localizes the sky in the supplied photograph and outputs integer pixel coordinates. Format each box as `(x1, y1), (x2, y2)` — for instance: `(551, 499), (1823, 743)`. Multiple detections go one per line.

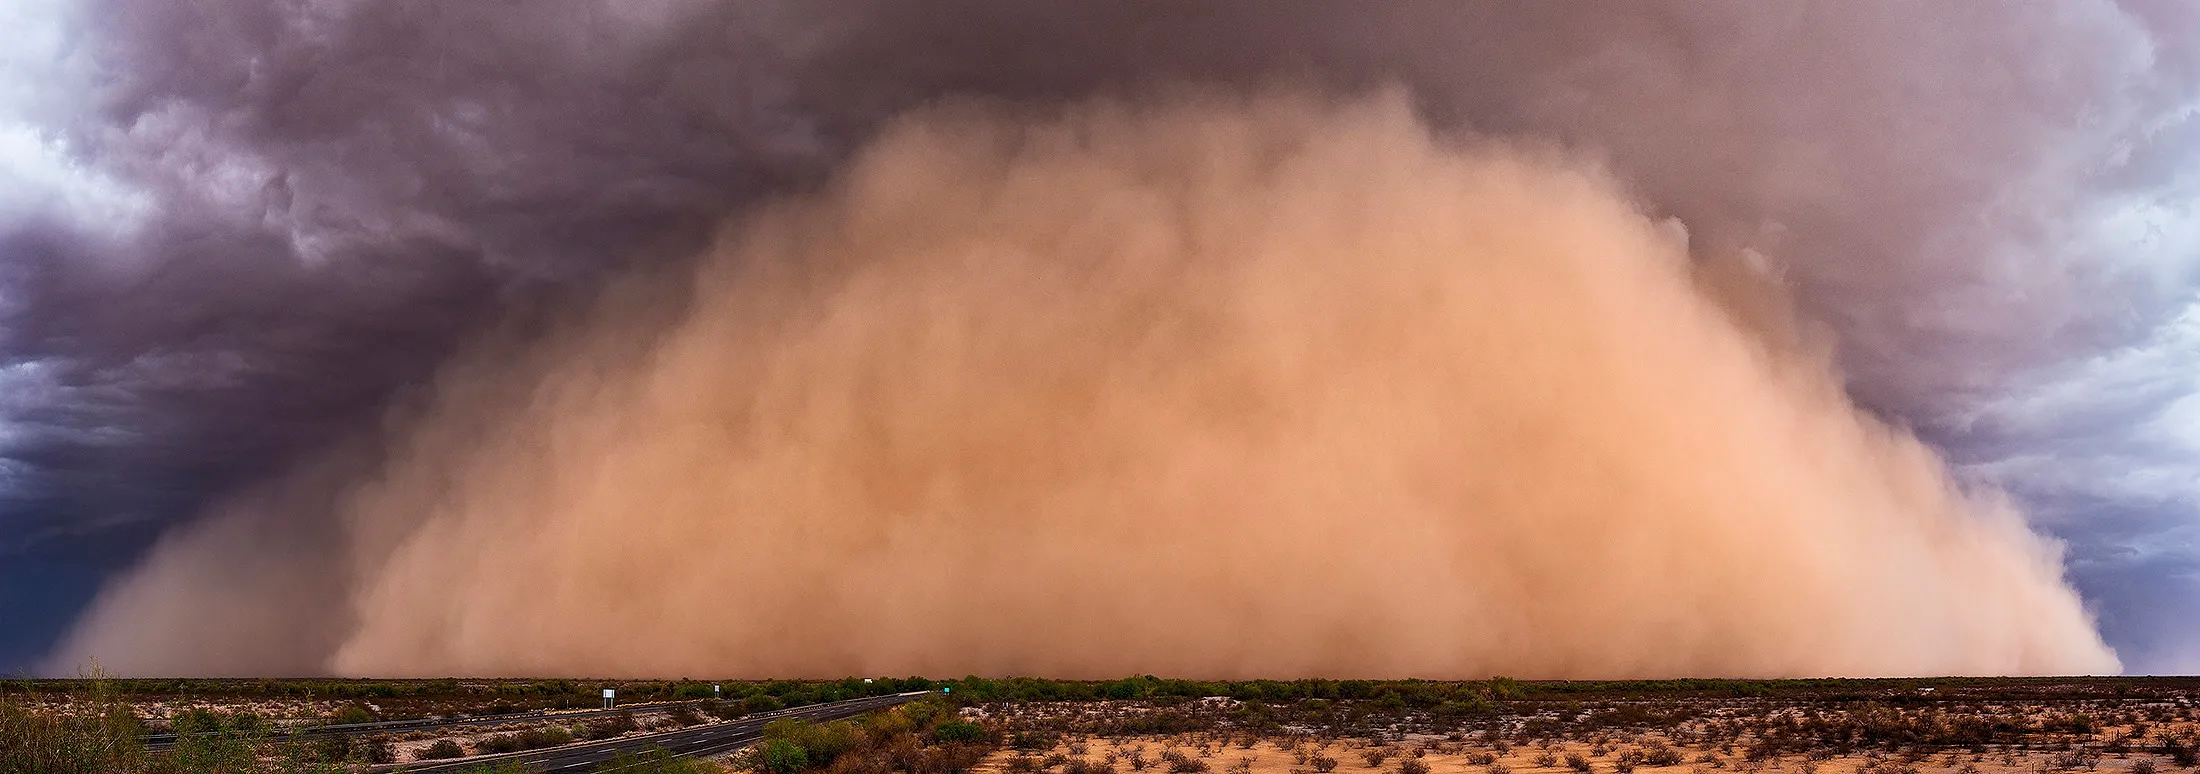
(1, 1), (2197, 677)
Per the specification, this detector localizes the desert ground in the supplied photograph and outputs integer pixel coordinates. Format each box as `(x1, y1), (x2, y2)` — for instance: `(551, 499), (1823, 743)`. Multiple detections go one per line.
(6, 678), (2198, 773)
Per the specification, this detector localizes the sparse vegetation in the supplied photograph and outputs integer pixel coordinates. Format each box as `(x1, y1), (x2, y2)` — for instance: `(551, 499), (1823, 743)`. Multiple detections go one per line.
(10, 676), (2200, 774)
(419, 738), (466, 760)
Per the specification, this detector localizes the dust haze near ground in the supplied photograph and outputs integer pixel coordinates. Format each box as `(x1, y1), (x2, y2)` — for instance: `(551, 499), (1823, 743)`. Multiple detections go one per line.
(48, 92), (2119, 678)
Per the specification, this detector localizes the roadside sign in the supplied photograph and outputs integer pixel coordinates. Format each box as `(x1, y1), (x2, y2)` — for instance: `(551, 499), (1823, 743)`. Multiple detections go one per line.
(602, 689), (616, 709)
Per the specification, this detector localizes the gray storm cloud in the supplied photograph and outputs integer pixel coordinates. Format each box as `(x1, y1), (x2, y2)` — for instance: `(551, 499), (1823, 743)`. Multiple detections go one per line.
(52, 92), (2119, 678)
(7, 2), (2198, 674)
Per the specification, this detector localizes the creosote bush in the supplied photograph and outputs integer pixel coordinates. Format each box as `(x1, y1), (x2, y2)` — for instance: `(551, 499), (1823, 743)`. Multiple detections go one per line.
(419, 738), (465, 760)
(935, 720), (986, 745)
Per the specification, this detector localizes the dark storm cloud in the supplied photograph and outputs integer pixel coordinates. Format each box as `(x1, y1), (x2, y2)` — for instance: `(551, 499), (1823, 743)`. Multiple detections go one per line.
(3, 1), (2198, 672)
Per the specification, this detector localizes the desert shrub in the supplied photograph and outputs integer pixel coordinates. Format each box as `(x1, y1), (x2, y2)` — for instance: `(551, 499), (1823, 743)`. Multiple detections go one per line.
(1470, 753), (1499, 765)
(669, 705), (705, 727)
(163, 709), (261, 773)
(1402, 759), (1433, 774)
(1566, 754), (1593, 773)
(1068, 759), (1118, 774)
(418, 738), (465, 760)
(766, 718), (862, 769)
(1615, 750), (1645, 774)
(587, 710), (641, 739)
(1534, 753), (1559, 768)
(1047, 753), (1074, 769)
(477, 726), (570, 755)
(1072, 743), (1091, 756)
(331, 705), (376, 725)
(1489, 765), (1512, 774)
(934, 720), (986, 745)
(760, 739), (812, 774)
(1010, 755), (1044, 773)
(0, 694), (148, 774)
(360, 734), (397, 764)
(2168, 740), (2198, 768)
(1313, 754), (1340, 772)
(1128, 750), (1154, 771)
(313, 733), (358, 762)
(2133, 761), (2157, 774)
(479, 733), (523, 755)
(1365, 749), (1391, 767)
(1171, 757), (1212, 774)
(748, 695), (787, 714)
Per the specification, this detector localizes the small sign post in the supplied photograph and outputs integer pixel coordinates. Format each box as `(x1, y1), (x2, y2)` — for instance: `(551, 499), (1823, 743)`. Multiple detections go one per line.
(603, 688), (616, 709)
(713, 684), (722, 698)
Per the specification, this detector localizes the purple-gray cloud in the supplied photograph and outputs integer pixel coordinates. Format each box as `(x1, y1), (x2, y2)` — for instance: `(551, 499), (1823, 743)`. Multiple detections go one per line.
(3, 0), (2197, 674)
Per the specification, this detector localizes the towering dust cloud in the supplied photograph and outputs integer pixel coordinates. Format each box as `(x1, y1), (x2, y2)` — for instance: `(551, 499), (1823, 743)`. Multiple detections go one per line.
(53, 92), (2119, 678)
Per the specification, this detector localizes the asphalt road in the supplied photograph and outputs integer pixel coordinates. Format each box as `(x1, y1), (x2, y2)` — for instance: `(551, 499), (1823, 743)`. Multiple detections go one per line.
(389, 691), (931, 773)
(146, 697), (729, 752)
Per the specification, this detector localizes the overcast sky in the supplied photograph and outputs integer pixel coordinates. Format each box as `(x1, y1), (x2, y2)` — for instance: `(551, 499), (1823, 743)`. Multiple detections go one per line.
(2, 0), (2197, 675)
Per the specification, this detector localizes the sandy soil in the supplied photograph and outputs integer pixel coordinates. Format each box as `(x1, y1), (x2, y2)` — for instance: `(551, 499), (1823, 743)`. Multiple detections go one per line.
(979, 735), (2187, 774)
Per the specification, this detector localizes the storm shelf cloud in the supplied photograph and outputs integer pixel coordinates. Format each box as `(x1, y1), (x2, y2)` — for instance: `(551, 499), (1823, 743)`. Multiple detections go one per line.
(2, 1), (2198, 677)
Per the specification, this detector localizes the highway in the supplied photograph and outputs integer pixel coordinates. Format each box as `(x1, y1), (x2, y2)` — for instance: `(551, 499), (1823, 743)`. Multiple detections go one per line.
(145, 697), (730, 752)
(387, 691), (930, 773)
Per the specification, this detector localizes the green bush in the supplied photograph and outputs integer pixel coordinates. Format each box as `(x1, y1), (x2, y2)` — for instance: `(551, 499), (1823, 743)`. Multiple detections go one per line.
(933, 719), (985, 744)
(763, 718), (858, 768)
(746, 695), (785, 714)
(0, 694), (147, 774)
(165, 709), (262, 773)
(759, 739), (810, 774)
